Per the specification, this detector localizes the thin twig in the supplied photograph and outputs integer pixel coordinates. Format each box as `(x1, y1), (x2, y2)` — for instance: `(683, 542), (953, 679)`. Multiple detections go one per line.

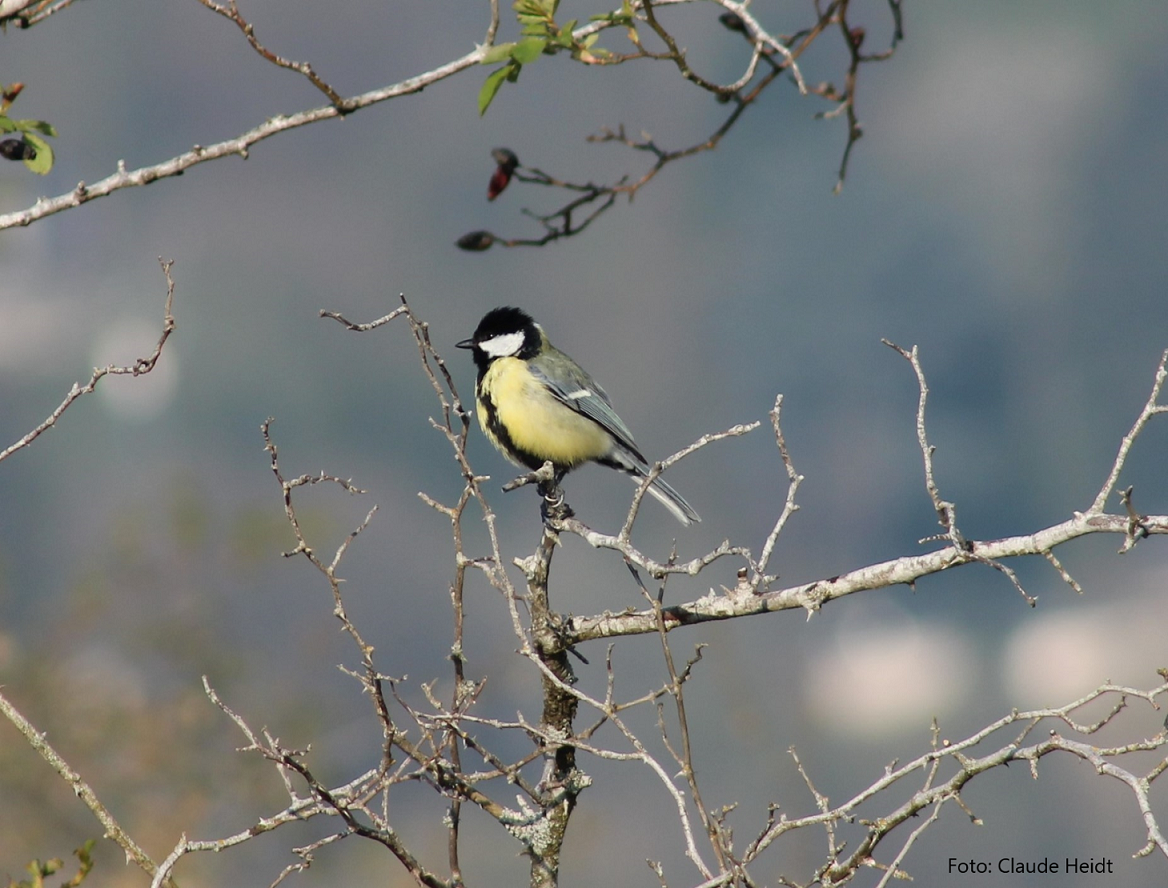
(194, 0), (350, 107)
(755, 394), (803, 582)
(1090, 348), (1168, 514)
(881, 340), (962, 544)
(883, 339), (1042, 605)
(0, 257), (177, 463)
(620, 420), (759, 538)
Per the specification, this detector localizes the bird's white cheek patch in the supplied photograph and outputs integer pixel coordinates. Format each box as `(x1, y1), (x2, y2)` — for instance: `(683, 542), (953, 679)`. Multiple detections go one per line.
(479, 331), (525, 357)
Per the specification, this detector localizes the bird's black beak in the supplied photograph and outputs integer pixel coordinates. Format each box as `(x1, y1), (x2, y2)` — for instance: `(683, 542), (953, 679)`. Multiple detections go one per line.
(456, 338), (475, 350)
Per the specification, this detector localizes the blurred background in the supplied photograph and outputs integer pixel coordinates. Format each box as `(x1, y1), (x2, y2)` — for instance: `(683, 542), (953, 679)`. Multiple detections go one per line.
(1, 1), (1166, 886)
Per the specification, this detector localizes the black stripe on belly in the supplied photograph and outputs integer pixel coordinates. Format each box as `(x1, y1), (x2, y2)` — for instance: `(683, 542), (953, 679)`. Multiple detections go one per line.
(479, 386), (547, 471)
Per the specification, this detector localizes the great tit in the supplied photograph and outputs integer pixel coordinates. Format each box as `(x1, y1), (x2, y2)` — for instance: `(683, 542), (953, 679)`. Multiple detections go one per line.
(456, 307), (700, 526)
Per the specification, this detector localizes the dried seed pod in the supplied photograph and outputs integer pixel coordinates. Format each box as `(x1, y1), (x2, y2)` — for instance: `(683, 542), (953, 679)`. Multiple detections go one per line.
(718, 12), (747, 33)
(487, 147), (519, 200)
(490, 147), (519, 173)
(456, 230), (496, 251)
(0, 137), (34, 161)
(488, 168), (512, 201)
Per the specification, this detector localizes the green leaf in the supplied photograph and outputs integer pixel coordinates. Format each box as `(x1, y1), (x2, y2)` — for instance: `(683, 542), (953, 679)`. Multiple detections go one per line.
(581, 32), (599, 48)
(478, 63), (520, 116)
(521, 21), (547, 36)
(510, 36), (546, 64)
(67, 839), (96, 887)
(21, 131), (52, 174)
(15, 118), (56, 137)
(481, 42), (517, 64)
(0, 115), (16, 133)
(516, 12), (545, 27)
(560, 18), (576, 35)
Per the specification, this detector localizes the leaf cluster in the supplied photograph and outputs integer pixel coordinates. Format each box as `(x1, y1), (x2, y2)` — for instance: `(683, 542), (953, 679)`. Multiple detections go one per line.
(4, 840), (95, 888)
(478, 0), (611, 115)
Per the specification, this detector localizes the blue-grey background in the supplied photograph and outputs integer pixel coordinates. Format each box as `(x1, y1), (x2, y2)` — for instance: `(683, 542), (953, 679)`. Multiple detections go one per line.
(1, 1), (1166, 886)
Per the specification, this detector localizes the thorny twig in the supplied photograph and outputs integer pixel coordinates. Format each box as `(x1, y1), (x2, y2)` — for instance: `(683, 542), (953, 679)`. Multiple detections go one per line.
(151, 380), (523, 885)
(634, 550), (730, 874)
(821, 0), (904, 194)
(324, 298), (546, 881)
(883, 340), (1168, 603)
(745, 680), (1168, 882)
(754, 394), (803, 585)
(885, 340), (1038, 604)
(1091, 348), (1168, 514)
(881, 341), (963, 545)
(567, 508), (1168, 642)
(507, 597), (1168, 883)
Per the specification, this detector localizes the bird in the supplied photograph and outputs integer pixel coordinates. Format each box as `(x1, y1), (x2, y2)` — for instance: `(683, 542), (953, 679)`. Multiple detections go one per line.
(456, 307), (700, 526)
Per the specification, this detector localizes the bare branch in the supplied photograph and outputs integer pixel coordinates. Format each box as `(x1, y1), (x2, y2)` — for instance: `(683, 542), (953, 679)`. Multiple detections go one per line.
(882, 340), (960, 541)
(194, 0), (350, 107)
(1041, 547), (1083, 594)
(0, 41), (491, 231)
(567, 509), (1168, 642)
(517, 648), (716, 879)
(755, 394), (803, 582)
(1091, 347), (1168, 513)
(0, 257), (177, 463)
(884, 339), (1042, 604)
(0, 689), (175, 887)
(320, 305), (409, 332)
(743, 678), (1168, 881)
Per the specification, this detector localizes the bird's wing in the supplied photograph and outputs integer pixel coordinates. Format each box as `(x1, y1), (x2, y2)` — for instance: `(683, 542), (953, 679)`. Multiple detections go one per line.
(529, 360), (649, 466)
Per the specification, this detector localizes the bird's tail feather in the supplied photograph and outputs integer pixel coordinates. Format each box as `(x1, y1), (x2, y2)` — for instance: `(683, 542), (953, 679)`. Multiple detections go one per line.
(640, 474), (701, 526)
(603, 449), (700, 525)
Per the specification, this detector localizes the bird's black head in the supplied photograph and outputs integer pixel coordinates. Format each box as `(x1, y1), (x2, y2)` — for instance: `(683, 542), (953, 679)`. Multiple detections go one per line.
(456, 306), (541, 371)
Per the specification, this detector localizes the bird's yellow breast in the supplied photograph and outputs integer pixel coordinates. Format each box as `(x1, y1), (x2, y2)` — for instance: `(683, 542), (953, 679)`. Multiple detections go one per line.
(478, 357), (610, 469)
